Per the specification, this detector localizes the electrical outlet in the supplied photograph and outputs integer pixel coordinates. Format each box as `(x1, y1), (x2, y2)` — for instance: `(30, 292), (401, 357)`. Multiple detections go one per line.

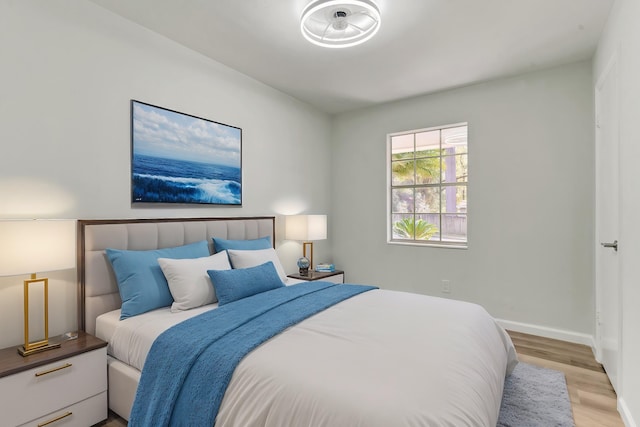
(441, 279), (451, 294)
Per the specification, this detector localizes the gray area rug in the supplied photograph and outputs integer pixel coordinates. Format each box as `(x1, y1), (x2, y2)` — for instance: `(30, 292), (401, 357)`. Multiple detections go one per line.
(497, 362), (575, 427)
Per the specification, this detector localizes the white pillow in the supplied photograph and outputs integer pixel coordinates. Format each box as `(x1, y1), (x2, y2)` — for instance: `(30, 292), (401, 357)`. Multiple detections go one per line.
(227, 248), (287, 282)
(158, 251), (231, 312)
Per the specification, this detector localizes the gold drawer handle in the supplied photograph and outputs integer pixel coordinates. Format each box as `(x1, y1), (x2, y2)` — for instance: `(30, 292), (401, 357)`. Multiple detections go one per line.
(35, 363), (72, 377)
(37, 411), (72, 427)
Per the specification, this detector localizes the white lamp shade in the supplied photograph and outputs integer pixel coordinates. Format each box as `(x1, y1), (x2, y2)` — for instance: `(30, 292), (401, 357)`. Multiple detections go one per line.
(286, 215), (327, 241)
(0, 220), (76, 276)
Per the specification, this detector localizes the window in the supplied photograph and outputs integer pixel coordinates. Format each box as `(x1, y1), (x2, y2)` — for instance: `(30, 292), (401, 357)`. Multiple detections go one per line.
(387, 123), (468, 247)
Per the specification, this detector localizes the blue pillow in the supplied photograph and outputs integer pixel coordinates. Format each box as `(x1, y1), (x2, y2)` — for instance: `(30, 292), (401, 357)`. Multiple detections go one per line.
(207, 261), (284, 306)
(212, 236), (271, 253)
(106, 240), (210, 319)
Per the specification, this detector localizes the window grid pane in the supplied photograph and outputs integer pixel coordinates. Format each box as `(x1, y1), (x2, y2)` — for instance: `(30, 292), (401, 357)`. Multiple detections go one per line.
(392, 160), (416, 185)
(391, 188), (414, 213)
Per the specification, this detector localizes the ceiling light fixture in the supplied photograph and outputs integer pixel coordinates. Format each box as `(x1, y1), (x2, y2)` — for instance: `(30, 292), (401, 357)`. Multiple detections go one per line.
(300, 0), (381, 49)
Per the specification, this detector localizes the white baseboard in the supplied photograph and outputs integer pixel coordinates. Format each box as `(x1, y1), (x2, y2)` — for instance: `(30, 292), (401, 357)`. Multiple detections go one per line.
(619, 397), (637, 427)
(496, 318), (595, 349)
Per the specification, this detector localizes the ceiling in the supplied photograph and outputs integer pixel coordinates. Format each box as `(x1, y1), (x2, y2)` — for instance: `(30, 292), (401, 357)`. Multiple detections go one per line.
(89, 0), (614, 115)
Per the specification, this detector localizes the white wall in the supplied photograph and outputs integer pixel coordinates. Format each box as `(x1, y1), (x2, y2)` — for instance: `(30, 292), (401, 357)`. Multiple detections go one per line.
(0, 1), (605, 374)
(0, 1), (332, 348)
(331, 61), (594, 337)
(594, 0), (640, 425)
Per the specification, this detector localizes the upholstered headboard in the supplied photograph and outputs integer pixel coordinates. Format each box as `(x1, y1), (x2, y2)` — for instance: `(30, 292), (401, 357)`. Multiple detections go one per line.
(77, 217), (275, 335)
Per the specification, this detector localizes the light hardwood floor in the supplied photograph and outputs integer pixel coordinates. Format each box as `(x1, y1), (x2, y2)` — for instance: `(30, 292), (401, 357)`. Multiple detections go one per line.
(509, 331), (624, 427)
(100, 330), (624, 426)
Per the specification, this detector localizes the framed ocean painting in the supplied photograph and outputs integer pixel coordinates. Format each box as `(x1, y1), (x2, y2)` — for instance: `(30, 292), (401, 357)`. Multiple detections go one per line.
(130, 100), (242, 205)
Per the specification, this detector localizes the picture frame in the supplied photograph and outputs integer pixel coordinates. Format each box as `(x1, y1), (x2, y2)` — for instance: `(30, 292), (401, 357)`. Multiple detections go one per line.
(130, 100), (242, 205)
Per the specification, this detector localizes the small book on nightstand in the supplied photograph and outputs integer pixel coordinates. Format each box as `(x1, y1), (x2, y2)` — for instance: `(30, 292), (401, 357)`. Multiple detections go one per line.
(315, 263), (335, 272)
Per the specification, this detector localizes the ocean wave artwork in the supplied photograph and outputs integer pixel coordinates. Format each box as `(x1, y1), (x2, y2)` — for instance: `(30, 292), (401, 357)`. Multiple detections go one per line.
(131, 100), (242, 205)
(133, 154), (241, 204)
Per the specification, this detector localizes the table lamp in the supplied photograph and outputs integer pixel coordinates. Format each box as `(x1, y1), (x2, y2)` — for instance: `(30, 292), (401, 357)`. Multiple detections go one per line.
(285, 215), (327, 271)
(0, 220), (76, 356)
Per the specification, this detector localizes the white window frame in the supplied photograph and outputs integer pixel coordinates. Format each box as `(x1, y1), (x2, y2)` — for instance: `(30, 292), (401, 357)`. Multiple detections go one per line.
(386, 122), (468, 249)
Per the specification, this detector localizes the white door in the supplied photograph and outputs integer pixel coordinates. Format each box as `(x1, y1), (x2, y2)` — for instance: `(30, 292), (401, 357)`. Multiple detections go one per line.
(595, 53), (621, 393)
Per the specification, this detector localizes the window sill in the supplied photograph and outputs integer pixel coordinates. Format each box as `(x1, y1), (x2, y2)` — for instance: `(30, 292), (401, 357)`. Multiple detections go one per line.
(387, 241), (468, 250)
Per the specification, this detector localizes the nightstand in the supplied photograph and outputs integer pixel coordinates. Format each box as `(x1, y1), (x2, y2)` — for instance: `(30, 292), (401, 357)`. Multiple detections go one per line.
(0, 331), (107, 427)
(287, 270), (345, 284)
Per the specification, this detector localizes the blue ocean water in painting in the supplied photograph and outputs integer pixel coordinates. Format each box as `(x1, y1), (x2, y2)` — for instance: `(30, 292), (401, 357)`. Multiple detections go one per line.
(133, 154), (241, 205)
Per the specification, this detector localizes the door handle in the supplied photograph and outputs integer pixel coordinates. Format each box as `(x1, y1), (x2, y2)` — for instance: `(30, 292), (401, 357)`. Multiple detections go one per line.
(601, 240), (618, 251)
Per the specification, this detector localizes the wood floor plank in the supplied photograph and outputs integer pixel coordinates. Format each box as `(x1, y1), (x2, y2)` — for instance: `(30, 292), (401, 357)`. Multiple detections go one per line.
(511, 337), (604, 372)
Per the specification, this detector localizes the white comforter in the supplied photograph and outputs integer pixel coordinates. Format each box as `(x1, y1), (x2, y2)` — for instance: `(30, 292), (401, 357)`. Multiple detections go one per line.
(99, 289), (517, 427)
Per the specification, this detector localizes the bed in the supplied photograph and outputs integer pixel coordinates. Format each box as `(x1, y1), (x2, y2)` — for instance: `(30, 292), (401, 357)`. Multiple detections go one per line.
(78, 217), (518, 426)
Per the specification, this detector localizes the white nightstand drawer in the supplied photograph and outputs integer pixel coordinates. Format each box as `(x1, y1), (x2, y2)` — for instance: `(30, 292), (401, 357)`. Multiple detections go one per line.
(323, 273), (344, 284)
(0, 348), (107, 426)
(18, 391), (107, 427)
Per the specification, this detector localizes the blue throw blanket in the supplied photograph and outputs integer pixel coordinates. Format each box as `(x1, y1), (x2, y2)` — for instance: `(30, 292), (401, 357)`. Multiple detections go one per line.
(129, 281), (376, 427)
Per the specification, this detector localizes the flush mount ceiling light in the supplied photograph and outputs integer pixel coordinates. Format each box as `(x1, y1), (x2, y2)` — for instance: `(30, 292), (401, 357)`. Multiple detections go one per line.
(300, 0), (381, 49)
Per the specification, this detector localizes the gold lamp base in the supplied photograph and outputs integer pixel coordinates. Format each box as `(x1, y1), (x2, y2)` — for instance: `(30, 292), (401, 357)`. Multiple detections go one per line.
(19, 273), (60, 357)
(18, 341), (61, 357)
(302, 241), (314, 270)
